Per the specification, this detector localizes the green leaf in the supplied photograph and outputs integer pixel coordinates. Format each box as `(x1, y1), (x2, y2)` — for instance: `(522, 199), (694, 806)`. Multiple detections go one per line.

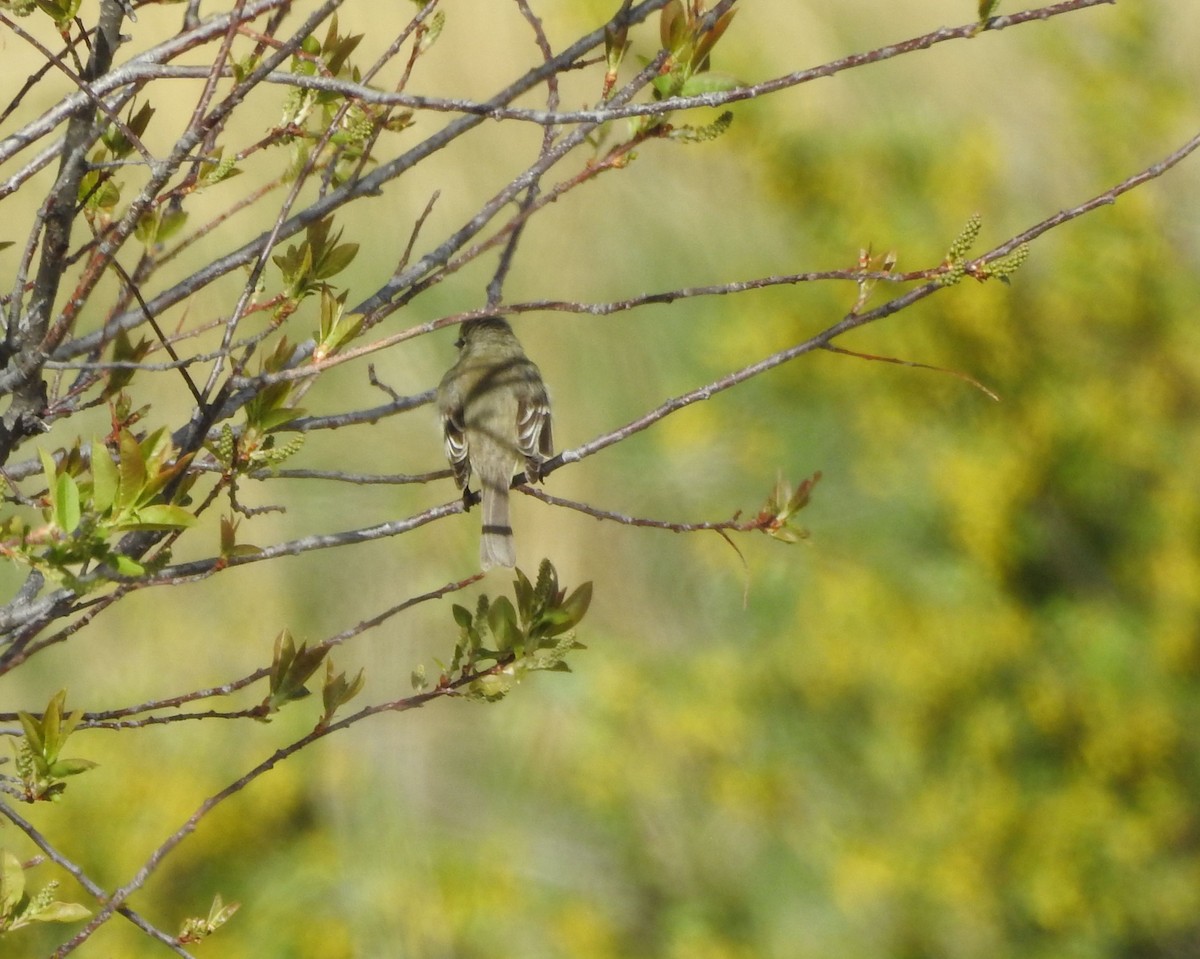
(487, 596), (520, 653)
(559, 581), (593, 629)
(28, 900), (92, 924)
(53, 472), (80, 532)
(651, 70), (685, 100)
(416, 10), (444, 54)
(110, 553), (146, 576)
(659, 0), (685, 49)
(200, 150), (240, 186)
(255, 405), (305, 432)
(41, 689), (64, 756)
(116, 430), (147, 510)
(48, 757), (99, 778)
(39, 446), (56, 479)
(122, 504), (196, 530)
(411, 664), (428, 692)
(314, 290), (363, 361)
(692, 7), (738, 66)
(39, 447), (57, 504)
(57, 698), (84, 743)
(533, 607), (576, 639)
(321, 658), (365, 721)
(135, 209), (159, 245)
(18, 710), (45, 756)
(156, 207), (188, 244)
(0, 851), (25, 917)
(266, 630), (329, 712)
(13, 691), (95, 800)
(313, 241), (359, 280)
(91, 440), (118, 512)
(323, 27), (363, 76)
(178, 892), (240, 943)
(513, 566), (534, 622)
(35, 0), (81, 29)
(138, 427), (172, 471)
(604, 20), (629, 77)
(452, 604), (473, 629)
(678, 71), (741, 97)
(208, 893), (240, 926)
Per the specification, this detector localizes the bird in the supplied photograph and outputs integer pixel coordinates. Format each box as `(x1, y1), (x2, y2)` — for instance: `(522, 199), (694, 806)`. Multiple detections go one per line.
(436, 316), (553, 569)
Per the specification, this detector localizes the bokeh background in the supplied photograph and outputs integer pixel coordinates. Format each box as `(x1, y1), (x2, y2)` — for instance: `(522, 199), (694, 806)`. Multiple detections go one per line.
(3, 1), (1200, 956)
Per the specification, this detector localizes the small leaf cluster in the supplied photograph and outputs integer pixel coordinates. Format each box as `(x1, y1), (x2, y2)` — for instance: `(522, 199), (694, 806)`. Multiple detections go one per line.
(938, 213), (1029, 286)
(947, 212), (984, 265)
(272, 216), (359, 316)
(101, 329), (152, 400)
(313, 288), (363, 362)
(0, 430), (195, 585)
(134, 201), (188, 249)
(0, 0), (38, 17)
(195, 147), (241, 187)
(87, 98), (237, 243)
(979, 242), (1030, 284)
(85, 429), (196, 533)
(423, 560), (592, 702)
(654, 0), (740, 100)
(9, 690), (97, 802)
(261, 630), (364, 727)
(280, 15), (418, 185)
(219, 515), (262, 560)
(415, 10), (445, 57)
(78, 101), (156, 229)
(101, 102), (153, 161)
(30, 0), (79, 30)
(177, 893), (240, 945)
(0, 852), (90, 935)
(756, 471), (821, 543)
(209, 339), (306, 473)
(851, 246), (898, 314)
(242, 338), (307, 434)
(209, 423), (304, 476)
(282, 16), (365, 132)
(625, 1), (739, 143)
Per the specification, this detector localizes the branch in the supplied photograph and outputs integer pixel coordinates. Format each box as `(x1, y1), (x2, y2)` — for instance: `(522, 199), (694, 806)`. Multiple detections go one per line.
(0, 0), (294, 176)
(0, 0), (131, 461)
(0, 799), (196, 957)
(94, 0), (1112, 130)
(523, 485), (768, 534)
(541, 127), (1200, 473)
(0, 572), (483, 728)
(48, 639), (516, 956)
(48, 0), (676, 364)
(116, 499), (466, 588)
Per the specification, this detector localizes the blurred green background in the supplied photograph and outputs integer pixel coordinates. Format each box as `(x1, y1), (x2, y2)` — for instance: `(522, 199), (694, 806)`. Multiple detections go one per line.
(3, 1), (1200, 956)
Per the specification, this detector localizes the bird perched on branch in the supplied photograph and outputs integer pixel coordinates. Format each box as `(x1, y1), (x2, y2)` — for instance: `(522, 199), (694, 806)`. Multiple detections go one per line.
(436, 316), (553, 570)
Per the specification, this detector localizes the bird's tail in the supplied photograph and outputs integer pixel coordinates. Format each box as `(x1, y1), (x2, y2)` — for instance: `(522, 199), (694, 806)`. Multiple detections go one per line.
(480, 481), (516, 570)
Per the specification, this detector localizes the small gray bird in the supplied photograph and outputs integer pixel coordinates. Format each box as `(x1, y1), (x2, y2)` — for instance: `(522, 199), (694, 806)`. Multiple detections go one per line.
(436, 317), (553, 569)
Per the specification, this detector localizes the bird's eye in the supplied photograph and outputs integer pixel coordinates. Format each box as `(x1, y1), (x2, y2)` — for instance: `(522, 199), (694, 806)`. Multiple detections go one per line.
(454, 337), (465, 349)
